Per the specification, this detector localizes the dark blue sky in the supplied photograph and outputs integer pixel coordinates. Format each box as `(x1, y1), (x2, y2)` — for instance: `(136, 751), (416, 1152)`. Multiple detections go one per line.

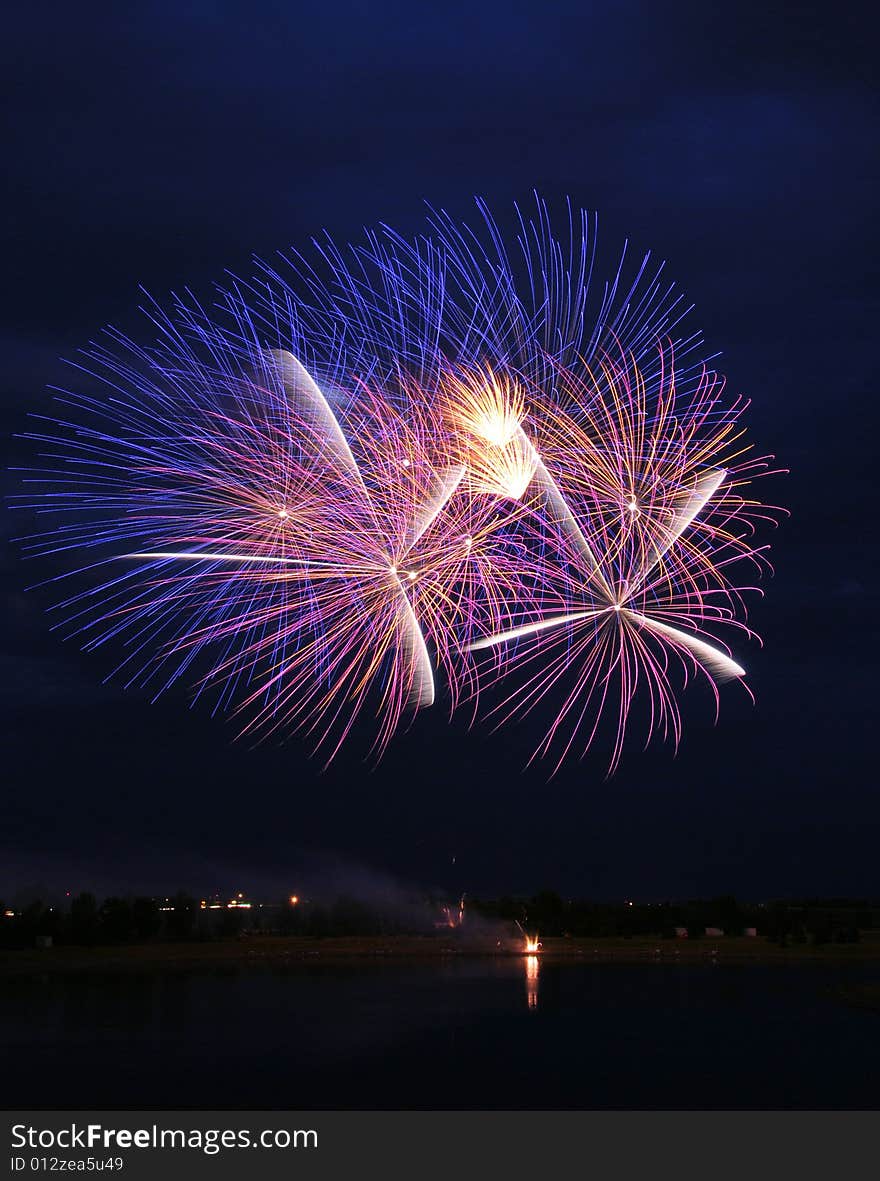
(1, 1), (876, 901)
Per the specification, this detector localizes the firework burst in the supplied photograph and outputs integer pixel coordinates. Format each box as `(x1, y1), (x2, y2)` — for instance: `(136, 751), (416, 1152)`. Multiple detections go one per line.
(13, 198), (783, 771)
(468, 341), (783, 772)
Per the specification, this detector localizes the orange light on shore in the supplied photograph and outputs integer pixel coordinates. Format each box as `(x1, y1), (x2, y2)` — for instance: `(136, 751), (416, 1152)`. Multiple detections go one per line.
(289, 895), (299, 906)
(523, 934), (541, 954)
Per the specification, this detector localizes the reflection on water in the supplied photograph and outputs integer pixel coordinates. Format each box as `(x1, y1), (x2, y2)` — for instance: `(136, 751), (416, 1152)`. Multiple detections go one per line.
(2, 959), (880, 1109)
(525, 955), (539, 1010)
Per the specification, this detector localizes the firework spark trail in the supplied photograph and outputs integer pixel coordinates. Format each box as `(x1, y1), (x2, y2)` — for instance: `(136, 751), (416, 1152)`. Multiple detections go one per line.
(439, 367), (614, 607)
(164, 364), (447, 757)
(13, 197), (784, 771)
(117, 350), (441, 743)
(270, 349), (436, 716)
(463, 339), (781, 773)
(115, 351), (541, 759)
(621, 610), (746, 681)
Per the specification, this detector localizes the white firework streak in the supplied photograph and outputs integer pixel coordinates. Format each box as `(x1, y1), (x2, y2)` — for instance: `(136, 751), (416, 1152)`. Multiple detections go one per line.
(125, 352), (456, 712)
(520, 432), (615, 604)
(270, 349), (371, 503)
(621, 609), (745, 681)
(402, 464), (467, 555)
(467, 608), (613, 651)
(468, 442), (743, 680)
(469, 414), (614, 601)
(131, 551), (313, 566)
(388, 462), (467, 709)
(627, 467), (727, 597)
(468, 604), (744, 681)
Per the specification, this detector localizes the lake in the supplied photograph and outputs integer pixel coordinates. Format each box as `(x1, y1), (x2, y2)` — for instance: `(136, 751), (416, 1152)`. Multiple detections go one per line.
(2, 958), (879, 1108)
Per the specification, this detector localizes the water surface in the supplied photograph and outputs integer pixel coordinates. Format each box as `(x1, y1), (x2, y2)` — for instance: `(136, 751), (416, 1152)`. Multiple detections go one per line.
(3, 958), (879, 1108)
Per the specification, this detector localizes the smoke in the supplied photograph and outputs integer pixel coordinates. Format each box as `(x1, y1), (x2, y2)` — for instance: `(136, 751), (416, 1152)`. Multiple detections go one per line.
(0, 846), (467, 932)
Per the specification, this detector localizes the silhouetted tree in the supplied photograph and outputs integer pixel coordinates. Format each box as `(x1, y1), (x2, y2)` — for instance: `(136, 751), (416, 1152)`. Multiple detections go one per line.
(306, 905), (330, 937)
(167, 891), (196, 939)
(20, 900), (61, 944)
(330, 895), (373, 935)
(531, 890), (565, 934)
(713, 895), (743, 935)
(100, 897), (134, 942)
(132, 897), (161, 940)
(69, 893), (99, 945)
(218, 906), (245, 937)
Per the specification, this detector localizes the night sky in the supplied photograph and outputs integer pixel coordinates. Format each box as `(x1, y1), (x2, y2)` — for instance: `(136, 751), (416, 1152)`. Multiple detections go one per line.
(2, 2), (875, 903)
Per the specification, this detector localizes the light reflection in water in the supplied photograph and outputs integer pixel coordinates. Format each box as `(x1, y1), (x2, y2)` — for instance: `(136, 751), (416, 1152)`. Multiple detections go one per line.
(525, 954), (539, 1010)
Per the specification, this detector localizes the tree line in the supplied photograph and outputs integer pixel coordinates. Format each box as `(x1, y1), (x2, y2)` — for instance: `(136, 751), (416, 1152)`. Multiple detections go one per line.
(468, 892), (867, 945)
(0, 890), (871, 949)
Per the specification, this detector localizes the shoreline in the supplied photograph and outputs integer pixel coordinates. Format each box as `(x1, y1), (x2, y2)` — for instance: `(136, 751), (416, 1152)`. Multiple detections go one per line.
(3, 934), (880, 976)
